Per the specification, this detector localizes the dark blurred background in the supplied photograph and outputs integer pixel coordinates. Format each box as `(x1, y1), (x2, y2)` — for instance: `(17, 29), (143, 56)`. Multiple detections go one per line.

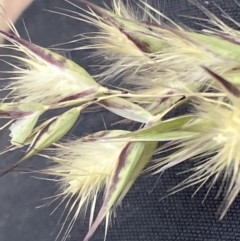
(1, 0), (240, 241)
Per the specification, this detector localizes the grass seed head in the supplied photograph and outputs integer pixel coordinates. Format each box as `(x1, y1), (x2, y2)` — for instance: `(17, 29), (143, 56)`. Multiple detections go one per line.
(153, 72), (240, 218)
(0, 30), (103, 106)
(43, 130), (130, 240)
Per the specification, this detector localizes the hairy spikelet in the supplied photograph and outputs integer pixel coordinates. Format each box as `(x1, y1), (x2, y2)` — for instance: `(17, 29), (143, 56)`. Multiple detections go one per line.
(0, 31), (103, 105)
(41, 129), (158, 241)
(153, 70), (240, 218)
(62, 0), (240, 93)
(42, 130), (129, 240)
(61, 0), (158, 85)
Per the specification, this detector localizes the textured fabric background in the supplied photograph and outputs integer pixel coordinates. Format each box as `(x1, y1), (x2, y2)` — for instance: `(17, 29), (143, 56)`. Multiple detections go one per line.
(0, 0), (240, 241)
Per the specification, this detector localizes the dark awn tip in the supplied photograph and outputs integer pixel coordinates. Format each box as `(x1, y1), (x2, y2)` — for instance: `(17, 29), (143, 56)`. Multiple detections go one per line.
(202, 66), (240, 98)
(0, 163), (19, 178)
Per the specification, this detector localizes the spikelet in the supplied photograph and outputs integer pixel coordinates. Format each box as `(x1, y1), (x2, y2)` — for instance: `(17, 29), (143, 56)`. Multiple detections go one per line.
(41, 130), (157, 241)
(67, 0), (163, 82)
(152, 68), (240, 218)
(0, 30), (106, 106)
(41, 130), (128, 240)
(60, 0), (170, 91)
(67, 0), (240, 94)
